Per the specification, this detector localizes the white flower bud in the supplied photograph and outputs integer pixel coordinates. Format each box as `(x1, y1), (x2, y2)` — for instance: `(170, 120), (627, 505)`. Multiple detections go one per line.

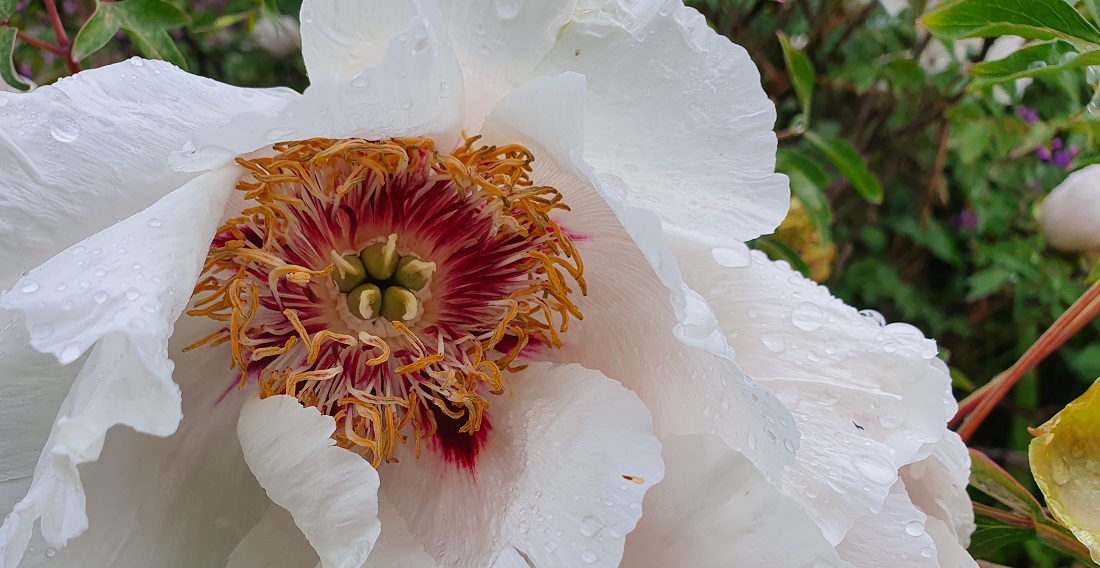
(1040, 165), (1100, 253)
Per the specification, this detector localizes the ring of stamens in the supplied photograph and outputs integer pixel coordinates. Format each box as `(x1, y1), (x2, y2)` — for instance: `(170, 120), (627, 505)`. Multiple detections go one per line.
(186, 136), (585, 466)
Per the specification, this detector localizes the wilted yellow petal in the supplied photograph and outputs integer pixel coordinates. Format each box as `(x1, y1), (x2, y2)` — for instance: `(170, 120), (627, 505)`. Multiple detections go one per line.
(1029, 378), (1100, 563)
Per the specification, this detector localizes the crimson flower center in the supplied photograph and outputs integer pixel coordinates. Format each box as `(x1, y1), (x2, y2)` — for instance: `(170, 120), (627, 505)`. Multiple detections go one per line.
(188, 136), (585, 467)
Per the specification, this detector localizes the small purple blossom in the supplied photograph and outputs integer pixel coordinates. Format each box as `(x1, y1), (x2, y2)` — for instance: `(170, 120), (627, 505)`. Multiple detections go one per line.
(1050, 137), (1064, 151)
(1053, 144), (1081, 169)
(1036, 145), (1052, 161)
(1016, 105), (1039, 124)
(1036, 138), (1080, 170)
(955, 209), (979, 232)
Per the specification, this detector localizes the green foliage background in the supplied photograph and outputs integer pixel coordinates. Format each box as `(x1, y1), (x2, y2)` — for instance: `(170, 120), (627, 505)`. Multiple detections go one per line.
(6, 0), (1100, 566)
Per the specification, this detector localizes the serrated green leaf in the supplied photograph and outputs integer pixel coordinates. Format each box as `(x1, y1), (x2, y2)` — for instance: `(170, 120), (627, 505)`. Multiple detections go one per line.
(776, 149), (832, 246)
(114, 0), (189, 29)
(0, 26), (28, 91)
(803, 131), (883, 204)
(0, 0), (17, 21)
(969, 448), (1046, 520)
(72, 2), (121, 62)
(970, 41), (1100, 87)
(127, 27), (186, 69)
(777, 32), (815, 117)
(754, 237), (812, 279)
(922, 0), (1100, 45)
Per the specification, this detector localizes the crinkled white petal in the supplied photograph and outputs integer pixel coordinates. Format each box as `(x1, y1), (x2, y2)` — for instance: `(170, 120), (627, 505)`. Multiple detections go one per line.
(534, 0), (789, 246)
(225, 505), (321, 568)
(672, 245), (957, 544)
(299, 0), (418, 82)
(622, 433), (852, 568)
(226, 498), (436, 568)
(924, 517), (979, 568)
(835, 481), (942, 568)
(0, 313), (81, 527)
(238, 395), (381, 568)
(18, 325), (268, 568)
(0, 166), (241, 564)
(381, 362), (662, 568)
(902, 432), (975, 547)
(479, 72), (798, 483)
(175, 0), (464, 172)
(0, 60), (295, 291)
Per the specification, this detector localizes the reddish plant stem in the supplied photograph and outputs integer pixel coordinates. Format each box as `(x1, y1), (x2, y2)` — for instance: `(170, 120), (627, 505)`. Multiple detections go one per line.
(15, 30), (63, 55)
(954, 279), (1100, 442)
(42, 0), (80, 74)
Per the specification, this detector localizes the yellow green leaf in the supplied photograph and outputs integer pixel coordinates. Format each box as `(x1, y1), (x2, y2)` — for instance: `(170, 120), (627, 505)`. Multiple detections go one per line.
(1029, 378), (1100, 564)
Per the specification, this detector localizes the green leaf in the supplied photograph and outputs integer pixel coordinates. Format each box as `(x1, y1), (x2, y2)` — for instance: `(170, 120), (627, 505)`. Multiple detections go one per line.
(776, 149), (833, 246)
(0, 0), (17, 21)
(128, 28), (186, 69)
(803, 131), (883, 204)
(114, 0), (189, 30)
(0, 26), (28, 91)
(922, 0), (1100, 45)
(966, 266), (1012, 300)
(754, 237), (813, 279)
(970, 41), (1100, 87)
(778, 32), (815, 117)
(968, 524), (1035, 558)
(72, 3), (121, 62)
(968, 448), (1047, 520)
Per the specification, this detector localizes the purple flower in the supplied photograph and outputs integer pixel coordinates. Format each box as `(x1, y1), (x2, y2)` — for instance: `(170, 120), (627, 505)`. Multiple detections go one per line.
(955, 209), (979, 232)
(1037, 146), (1053, 162)
(1053, 144), (1081, 169)
(1016, 105), (1039, 124)
(1051, 137), (1064, 151)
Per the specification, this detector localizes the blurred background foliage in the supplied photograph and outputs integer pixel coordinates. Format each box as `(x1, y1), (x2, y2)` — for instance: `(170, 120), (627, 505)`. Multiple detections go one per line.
(4, 0), (1100, 565)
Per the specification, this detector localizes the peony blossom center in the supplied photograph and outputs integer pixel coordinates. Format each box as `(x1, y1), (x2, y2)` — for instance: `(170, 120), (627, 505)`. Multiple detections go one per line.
(187, 137), (586, 467)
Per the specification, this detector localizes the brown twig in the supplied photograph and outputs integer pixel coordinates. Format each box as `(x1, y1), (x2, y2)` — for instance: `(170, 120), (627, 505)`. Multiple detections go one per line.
(42, 0), (79, 74)
(15, 29), (63, 55)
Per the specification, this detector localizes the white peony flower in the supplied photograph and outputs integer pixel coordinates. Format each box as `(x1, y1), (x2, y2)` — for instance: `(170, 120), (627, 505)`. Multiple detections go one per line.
(1039, 164), (1100, 254)
(0, 1), (971, 567)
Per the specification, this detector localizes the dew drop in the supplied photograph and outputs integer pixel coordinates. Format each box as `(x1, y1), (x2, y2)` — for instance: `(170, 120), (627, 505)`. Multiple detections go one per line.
(711, 245), (751, 267)
(578, 515), (603, 537)
(920, 546), (935, 558)
(761, 333), (786, 353)
(791, 302), (824, 331)
(1051, 456), (1071, 485)
(72, 245), (86, 255)
(20, 280), (39, 294)
(517, 520), (530, 535)
(543, 541), (558, 553)
(93, 291), (108, 303)
(401, 100), (413, 110)
(352, 75), (370, 88)
(581, 550), (598, 564)
(30, 322), (53, 339)
(125, 288), (141, 301)
(146, 218), (163, 228)
(128, 56), (144, 67)
(905, 520), (925, 536)
(783, 438), (795, 453)
(858, 309), (886, 327)
(438, 81), (451, 98)
(45, 548), (56, 558)
(50, 117), (80, 143)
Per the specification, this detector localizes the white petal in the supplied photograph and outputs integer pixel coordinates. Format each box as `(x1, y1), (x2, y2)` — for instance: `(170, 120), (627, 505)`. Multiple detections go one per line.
(225, 497), (436, 568)
(177, 1), (464, 172)
(0, 60), (295, 291)
(0, 167), (241, 562)
(0, 315), (79, 526)
(225, 505), (321, 568)
(238, 395), (381, 568)
(902, 432), (975, 547)
(299, 0), (418, 82)
(835, 481), (941, 568)
(534, 0), (789, 245)
(924, 517), (979, 568)
(673, 245), (956, 544)
(16, 324), (269, 568)
(622, 433), (852, 568)
(436, 0), (576, 129)
(381, 363), (663, 568)
(479, 73), (798, 483)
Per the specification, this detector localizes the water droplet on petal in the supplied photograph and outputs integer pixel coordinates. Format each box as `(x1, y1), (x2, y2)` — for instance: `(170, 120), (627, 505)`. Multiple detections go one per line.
(581, 550), (598, 564)
(761, 333), (786, 353)
(517, 520), (530, 535)
(50, 117), (80, 143)
(129, 56), (144, 67)
(711, 245), (750, 268)
(93, 290), (108, 303)
(146, 218), (163, 228)
(791, 302), (824, 331)
(578, 515), (603, 537)
(544, 541), (558, 553)
(20, 280), (39, 294)
(920, 546), (935, 558)
(858, 309), (886, 327)
(905, 520), (925, 536)
(125, 288), (141, 301)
